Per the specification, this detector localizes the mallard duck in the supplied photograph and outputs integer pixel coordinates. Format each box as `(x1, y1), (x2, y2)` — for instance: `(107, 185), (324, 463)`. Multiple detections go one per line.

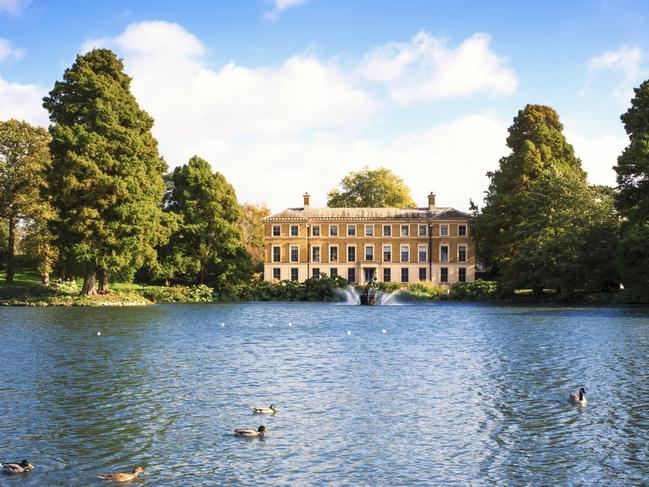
(569, 387), (587, 405)
(252, 404), (278, 414)
(1, 460), (33, 474)
(234, 425), (266, 437)
(98, 465), (144, 482)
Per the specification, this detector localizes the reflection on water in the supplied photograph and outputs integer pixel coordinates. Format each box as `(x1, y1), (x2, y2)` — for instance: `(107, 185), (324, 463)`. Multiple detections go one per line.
(1, 303), (649, 485)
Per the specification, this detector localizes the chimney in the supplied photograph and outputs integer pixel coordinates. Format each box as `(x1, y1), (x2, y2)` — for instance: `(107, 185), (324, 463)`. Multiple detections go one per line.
(427, 192), (436, 210)
(303, 192), (311, 208)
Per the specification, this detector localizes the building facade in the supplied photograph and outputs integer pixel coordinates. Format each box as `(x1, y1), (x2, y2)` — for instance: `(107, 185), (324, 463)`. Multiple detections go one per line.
(262, 192), (475, 285)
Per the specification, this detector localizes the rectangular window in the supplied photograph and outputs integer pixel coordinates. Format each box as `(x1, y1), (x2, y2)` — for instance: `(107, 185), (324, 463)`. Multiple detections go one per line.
(312, 268), (320, 278)
(290, 268), (299, 281)
(347, 224), (356, 237)
(329, 225), (338, 237)
(290, 245), (299, 263)
(400, 245), (409, 263)
(347, 245), (356, 262)
(290, 225), (299, 236)
(272, 225), (281, 237)
(440, 267), (449, 283)
(272, 246), (281, 263)
(383, 244), (392, 262)
(401, 268), (409, 283)
(418, 245), (427, 263)
(311, 246), (320, 263)
(364, 268), (375, 283)
(272, 268), (281, 280)
(330, 245), (338, 262)
(458, 245), (467, 263)
(365, 245), (374, 261)
(419, 225), (428, 237)
(330, 268), (338, 278)
(401, 224), (409, 237)
(365, 224), (374, 237)
(311, 225), (320, 237)
(383, 225), (392, 237)
(440, 245), (449, 263)
(458, 267), (466, 282)
(419, 267), (427, 281)
(383, 268), (391, 282)
(347, 268), (356, 283)
(458, 224), (467, 237)
(440, 224), (449, 237)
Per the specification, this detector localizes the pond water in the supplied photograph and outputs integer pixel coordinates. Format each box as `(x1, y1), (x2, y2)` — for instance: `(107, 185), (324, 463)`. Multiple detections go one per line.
(1, 302), (649, 485)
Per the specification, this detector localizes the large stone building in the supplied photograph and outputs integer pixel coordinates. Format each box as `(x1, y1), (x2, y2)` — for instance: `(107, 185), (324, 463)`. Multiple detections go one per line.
(262, 192), (474, 285)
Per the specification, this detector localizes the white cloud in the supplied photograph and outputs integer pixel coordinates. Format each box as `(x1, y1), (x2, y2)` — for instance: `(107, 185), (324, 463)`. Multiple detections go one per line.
(266, 0), (308, 19)
(358, 32), (518, 103)
(587, 45), (646, 105)
(0, 38), (25, 62)
(0, 75), (48, 126)
(0, 0), (29, 16)
(565, 128), (626, 188)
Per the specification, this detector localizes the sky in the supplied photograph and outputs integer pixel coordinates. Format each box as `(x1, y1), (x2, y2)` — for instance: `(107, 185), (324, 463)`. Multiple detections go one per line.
(1, 0), (648, 211)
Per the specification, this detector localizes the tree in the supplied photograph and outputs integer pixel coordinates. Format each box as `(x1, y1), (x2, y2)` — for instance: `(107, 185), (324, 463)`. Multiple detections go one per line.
(472, 104), (618, 295)
(161, 156), (251, 286)
(43, 49), (172, 295)
(239, 203), (270, 272)
(615, 80), (649, 297)
(327, 166), (416, 208)
(0, 119), (52, 283)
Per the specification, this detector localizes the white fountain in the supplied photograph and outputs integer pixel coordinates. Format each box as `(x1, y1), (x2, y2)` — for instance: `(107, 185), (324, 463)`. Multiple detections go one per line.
(336, 286), (402, 305)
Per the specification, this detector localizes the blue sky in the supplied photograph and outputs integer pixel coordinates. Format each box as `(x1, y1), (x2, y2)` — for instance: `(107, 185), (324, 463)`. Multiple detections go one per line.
(1, 0), (648, 210)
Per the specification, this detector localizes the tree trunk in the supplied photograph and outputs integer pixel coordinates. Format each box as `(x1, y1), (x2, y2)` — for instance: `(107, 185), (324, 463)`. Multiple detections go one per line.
(97, 268), (109, 294)
(6, 216), (16, 283)
(81, 270), (97, 296)
(41, 272), (50, 287)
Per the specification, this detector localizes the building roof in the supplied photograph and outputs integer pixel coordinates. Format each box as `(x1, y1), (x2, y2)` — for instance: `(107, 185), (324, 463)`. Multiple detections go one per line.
(263, 206), (469, 222)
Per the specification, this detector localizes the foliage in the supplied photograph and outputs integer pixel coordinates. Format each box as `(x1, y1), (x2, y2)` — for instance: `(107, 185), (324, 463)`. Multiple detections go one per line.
(239, 202), (270, 272)
(239, 273), (349, 301)
(139, 284), (215, 303)
(450, 280), (497, 299)
(42, 49), (173, 293)
(49, 279), (80, 295)
(327, 166), (416, 208)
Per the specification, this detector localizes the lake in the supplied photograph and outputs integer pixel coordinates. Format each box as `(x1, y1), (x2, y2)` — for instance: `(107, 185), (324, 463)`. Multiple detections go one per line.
(1, 302), (649, 485)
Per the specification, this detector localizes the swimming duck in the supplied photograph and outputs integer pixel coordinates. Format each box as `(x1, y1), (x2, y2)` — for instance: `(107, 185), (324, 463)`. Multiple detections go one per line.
(98, 465), (144, 482)
(569, 387), (587, 405)
(234, 425), (266, 437)
(252, 404), (278, 414)
(1, 460), (33, 474)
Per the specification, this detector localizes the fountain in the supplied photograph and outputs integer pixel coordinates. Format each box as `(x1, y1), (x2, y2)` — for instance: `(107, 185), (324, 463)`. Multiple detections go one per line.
(336, 286), (402, 305)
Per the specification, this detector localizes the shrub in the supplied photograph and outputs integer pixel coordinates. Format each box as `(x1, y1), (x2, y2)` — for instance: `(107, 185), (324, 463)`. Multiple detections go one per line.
(450, 279), (497, 300)
(140, 284), (215, 303)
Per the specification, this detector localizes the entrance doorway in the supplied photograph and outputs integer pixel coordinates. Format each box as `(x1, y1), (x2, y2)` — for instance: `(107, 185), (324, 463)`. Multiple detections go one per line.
(363, 268), (376, 283)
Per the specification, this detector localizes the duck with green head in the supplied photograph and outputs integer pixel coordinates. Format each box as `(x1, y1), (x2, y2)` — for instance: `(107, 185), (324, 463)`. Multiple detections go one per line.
(252, 404), (278, 414)
(234, 425), (266, 437)
(1, 460), (33, 474)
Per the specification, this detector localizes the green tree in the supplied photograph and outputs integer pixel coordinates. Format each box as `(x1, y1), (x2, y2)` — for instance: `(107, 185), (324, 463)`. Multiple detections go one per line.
(327, 166), (416, 208)
(43, 49), (172, 295)
(615, 80), (649, 297)
(239, 202), (270, 272)
(161, 156), (251, 286)
(0, 119), (52, 283)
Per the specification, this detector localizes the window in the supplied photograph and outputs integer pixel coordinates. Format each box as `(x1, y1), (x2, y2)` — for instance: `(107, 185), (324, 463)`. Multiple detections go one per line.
(364, 245), (374, 261)
(383, 244), (392, 262)
(329, 225), (338, 237)
(458, 224), (467, 237)
(273, 268), (281, 280)
(365, 224), (374, 237)
(290, 245), (299, 263)
(272, 225), (281, 237)
(401, 224), (409, 237)
(401, 268), (409, 283)
(330, 245), (338, 262)
(383, 225), (392, 237)
(312, 268), (320, 278)
(419, 267), (427, 281)
(330, 268), (338, 278)
(272, 246), (281, 263)
(347, 268), (356, 283)
(312, 226), (320, 237)
(440, 267), (449, 283)
(290, 268), (299, 281)
(364, 268), (375, 283)
(311, 246), (320, 263)
(347, 245), (356, 262)
(440, 224), (449, 236)
(383, 268), (391, 282)
(418, 245), (427, 263)
(440, 245), (449, 263)
(458, 245), (467, 263)
(419, 225), (428, 237)
(347, 224), (356, 237)
(400, 245), (409, 263)
(458, 267), (466, 282)
(290, 225), (299, 236)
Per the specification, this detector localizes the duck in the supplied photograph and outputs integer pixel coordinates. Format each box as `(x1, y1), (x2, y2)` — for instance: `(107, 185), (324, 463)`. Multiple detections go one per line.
(98, 465), (144, 482)
(252, 404), (278, 414)
(1, 460), (33, 474)
(569, 387), (587, 405)
(234, 425), (266, 437)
